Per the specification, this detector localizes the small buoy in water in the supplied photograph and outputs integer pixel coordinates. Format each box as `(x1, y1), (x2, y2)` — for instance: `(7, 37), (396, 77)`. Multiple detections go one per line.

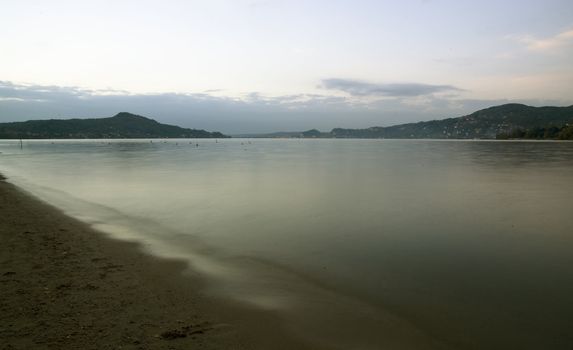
(196, 143), (199, 147)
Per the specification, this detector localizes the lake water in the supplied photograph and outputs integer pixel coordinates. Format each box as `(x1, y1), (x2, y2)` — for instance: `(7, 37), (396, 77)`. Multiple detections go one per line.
(1, 139), (573, 349)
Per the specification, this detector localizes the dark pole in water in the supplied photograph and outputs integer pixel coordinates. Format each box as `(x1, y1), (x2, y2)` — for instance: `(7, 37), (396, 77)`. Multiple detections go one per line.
(20, 139), (23, 149)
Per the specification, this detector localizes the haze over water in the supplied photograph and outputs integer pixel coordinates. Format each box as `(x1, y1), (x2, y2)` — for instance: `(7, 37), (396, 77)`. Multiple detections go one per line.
(1, 139), (573, 349)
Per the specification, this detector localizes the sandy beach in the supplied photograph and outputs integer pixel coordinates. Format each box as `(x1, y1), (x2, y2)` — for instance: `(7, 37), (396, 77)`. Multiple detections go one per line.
(0, 175), (313, 350)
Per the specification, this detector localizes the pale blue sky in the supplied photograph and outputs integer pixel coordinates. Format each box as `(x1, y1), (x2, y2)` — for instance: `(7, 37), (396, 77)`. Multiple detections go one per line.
(1, 0), (572, 133)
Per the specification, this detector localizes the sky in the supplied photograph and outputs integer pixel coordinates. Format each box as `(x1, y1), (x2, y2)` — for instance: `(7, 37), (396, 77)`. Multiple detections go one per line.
(1, 0), (572, 133)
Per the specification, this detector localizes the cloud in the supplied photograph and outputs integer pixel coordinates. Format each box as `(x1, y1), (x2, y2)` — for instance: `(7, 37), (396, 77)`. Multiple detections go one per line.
(321, 78), (463, 97)
(511, 27), (573, 52)
(0, 81), (349, 109)
(0, 81), (367, 133)
(1, 80), (568, 134)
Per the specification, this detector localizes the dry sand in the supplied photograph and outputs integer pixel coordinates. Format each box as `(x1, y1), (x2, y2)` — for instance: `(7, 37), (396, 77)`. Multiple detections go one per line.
(0, 176), (314, 350)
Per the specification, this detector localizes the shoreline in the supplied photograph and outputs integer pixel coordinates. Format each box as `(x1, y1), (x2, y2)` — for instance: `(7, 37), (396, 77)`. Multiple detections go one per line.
(0, 173), (450, 350)
(0, 176), (314, 349)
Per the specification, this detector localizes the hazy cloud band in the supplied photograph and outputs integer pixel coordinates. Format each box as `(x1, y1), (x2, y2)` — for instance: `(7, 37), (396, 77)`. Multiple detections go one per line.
(0, 80), (566, 134)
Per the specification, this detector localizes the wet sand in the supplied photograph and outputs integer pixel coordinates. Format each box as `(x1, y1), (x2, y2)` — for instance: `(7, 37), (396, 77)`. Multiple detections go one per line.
(0, 176), (314, 350)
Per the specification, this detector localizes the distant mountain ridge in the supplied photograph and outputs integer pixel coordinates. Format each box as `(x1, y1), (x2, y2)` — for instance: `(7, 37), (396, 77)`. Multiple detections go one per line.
(250, 104), (573, 139)
(3, 104), (572, 140)
(0, 112), (229, 139)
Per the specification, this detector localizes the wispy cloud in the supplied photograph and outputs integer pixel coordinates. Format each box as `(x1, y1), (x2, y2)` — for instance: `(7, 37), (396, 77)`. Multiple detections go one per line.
(510, 27), (573, 52)
(321, 79), (463, 97)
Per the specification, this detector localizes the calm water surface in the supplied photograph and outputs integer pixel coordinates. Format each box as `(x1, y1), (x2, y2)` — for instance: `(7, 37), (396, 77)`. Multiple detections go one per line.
(1, 139), (573, 349)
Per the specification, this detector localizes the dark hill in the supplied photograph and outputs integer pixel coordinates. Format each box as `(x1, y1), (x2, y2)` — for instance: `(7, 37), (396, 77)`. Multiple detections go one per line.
(0, 112), (229, 139)
(329, 104), (573, 139)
